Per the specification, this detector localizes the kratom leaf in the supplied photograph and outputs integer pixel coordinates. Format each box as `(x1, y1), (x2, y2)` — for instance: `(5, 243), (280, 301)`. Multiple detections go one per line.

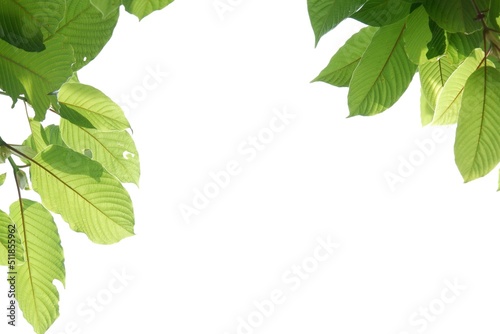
(446, 30), (482, 64)
(454, 66), (500, 182)
(123, 0), (175, 20)
(58, 82), (131, 130)
(433, 48), (485, 125)
(404, 5), (432, 65)
(0, 208), (24, 265)
(307, 0), (367, 46)
(426, 19), (446, 60)
(0, 36), (74, 120)
(0, 173), (6, 186)
(10, 199), (64, 334)
(419, 56), (457, 112)
(348, 19), (417, 116)
(351, 0), (412, 27)
(44, 0), (119, 71)
(29, 145), (135, 244)
(420, 89), (435, 126)
(423, 0), (489, 33)
(313, 26), (378, 87)
(61, 119), (141, 185)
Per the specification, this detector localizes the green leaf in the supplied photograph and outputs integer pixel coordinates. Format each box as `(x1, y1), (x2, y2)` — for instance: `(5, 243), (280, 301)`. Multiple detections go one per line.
(446, 30), (482, 64)
(420, 89), (435, 126)
(426, 19), (446, 59)
(348, 19), (417, 116)
(404, 5), (432, 65)
(58, 82), (131, 131)
(10, 199), (64, 334)
(351, 0), (412, 27)
(29, 145), (135, 244)
(61, 119), (141, 185)
(489, 0), (500, 30)
(313, 26), (378, 87)
(0, 173), (5, 186)
(423, 0), (489, 33)
(0, 0), (44, 52)
(454, 66), (500, 182)
(0, 36), (74, 120)
(123, 0), (174, 20)
(307, 0), (367, 46)
(0, 208), (24, 266)
(433, 48), (485, 125)
(419, 56), (457, 111)
(90, 0), (122, 17)
(44, 0), (119, 71)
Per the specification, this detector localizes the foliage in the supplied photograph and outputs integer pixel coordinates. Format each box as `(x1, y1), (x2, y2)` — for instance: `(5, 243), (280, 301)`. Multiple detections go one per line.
(0, 1), (173, 333)
(308, 0), (500, 186)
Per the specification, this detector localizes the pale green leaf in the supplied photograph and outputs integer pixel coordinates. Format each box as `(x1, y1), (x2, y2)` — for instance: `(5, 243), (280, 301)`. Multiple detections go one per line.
(0, 36), (74, 120)
(0, 208), (24, 265)
(433, 48), (484, 125)
(123, 0), (174, 20)
(351, 0), (412, 27)
(0, 173), (5, 186)
(423, 0), (489, 33)
(10, 199), (64, 334)
(29, 145), (135, 244)
(348, 19), (417, 116)
(454, 66), (500, 182)
(419, 56), (457, 112)
(58, 82), (131, 131)
(404, 5), (432, 65)
(420, 90), (434, 126)
(61, 119), (141, 185)
(313, 26), (378, 87)
(307, 0), (367, 46)
(44, 0), (119, 71)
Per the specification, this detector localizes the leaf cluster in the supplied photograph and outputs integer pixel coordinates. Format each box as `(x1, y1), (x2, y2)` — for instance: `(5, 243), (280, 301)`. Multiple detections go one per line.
(0, 1), (173, 333)
(309, 0), (500, 185)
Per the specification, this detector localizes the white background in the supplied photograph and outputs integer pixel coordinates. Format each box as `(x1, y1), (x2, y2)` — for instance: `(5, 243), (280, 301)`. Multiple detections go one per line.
(2, 0), (500, 333)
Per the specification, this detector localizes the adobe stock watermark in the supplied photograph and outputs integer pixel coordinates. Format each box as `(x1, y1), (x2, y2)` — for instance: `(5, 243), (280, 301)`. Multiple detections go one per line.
(384, 127), (451, 191)
(178, 106), (296, 224)
(115, 64), (169, 117)
(397, 278), (466, 334)
(52, 268), (134, 334)
(213, 0), (244, 20)
(222, 235), (340, 334)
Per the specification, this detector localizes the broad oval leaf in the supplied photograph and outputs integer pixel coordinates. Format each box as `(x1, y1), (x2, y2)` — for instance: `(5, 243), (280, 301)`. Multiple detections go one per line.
(58, 82), (131, 131)
(44, 0), (119, 71)
(61, 119), (140, 185)
(313, 26), (378, 87)
(419, 56), (457, 114)
(29, 145), (135, 244)
(0, 36), (74, 120)
(0, 208), (24, 265)
(348, 19), (417, 116)
(404, 5), (432, 65)
(433, 48), (485, 125)
(123, 0), (174, 20)
(454, 66), (500, 182)
(10, 199), (64, 334)
(307, 0), (367, 46)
